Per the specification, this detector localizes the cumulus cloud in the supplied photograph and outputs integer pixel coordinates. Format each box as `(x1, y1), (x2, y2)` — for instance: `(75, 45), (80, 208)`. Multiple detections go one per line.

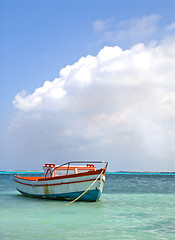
(10, 37), (175, 171)
(13, 78), (66, 111)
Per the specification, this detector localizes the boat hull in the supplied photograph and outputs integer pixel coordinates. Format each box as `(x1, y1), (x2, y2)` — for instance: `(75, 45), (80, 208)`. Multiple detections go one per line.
(16, 188), (102, 201)
(14, 169), (105, 202)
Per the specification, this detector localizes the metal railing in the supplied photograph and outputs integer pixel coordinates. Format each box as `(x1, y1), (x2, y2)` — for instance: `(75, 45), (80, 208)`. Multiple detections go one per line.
(51, 161), (108, 176)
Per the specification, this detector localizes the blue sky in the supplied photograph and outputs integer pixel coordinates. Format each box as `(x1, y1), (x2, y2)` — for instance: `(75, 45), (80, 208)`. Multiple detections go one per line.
(1, 0), (175, 171)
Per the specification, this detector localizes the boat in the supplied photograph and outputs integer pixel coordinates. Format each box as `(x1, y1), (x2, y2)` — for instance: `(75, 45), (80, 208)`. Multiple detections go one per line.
(14, 161), (108, 202)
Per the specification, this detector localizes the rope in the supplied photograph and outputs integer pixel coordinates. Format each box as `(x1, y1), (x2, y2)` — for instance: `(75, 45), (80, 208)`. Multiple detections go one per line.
(66, 170), (104, 206)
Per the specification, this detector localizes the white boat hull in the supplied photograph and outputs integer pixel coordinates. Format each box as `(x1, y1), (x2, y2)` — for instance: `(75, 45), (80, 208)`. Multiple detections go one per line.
(14, 169), (106, 201)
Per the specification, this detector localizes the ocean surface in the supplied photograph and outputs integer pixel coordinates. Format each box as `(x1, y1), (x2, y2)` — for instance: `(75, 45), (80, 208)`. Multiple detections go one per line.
(1, 173), (175, 240)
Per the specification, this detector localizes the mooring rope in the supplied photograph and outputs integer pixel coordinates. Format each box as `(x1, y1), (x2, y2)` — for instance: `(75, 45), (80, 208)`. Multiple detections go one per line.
(66, 170), (104, 206)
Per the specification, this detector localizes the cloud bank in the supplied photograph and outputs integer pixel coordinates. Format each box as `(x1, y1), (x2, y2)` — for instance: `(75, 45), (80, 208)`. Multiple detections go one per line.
(9, 37), (175, 171)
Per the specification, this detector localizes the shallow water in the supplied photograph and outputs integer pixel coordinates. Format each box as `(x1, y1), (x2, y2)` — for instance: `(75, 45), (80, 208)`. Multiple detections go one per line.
(1, 174), (175, 239)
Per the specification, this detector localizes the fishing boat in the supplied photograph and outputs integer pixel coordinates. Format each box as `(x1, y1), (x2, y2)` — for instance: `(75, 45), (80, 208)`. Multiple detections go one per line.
(14, 161), (108, 202)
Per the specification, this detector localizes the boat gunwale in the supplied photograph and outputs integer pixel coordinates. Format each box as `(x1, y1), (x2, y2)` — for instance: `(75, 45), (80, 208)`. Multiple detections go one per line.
(14, 168), (106, 182)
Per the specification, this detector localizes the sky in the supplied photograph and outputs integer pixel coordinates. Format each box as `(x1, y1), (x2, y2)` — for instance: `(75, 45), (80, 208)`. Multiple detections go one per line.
(1, 0), (175, 171)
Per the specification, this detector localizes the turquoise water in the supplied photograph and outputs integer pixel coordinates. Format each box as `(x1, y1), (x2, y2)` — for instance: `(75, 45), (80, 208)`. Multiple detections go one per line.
(1, 174), (175, 239)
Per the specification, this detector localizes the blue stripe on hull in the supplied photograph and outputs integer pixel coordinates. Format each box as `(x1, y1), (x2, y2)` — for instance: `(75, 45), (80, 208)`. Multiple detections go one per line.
(17, 188), (102, 202)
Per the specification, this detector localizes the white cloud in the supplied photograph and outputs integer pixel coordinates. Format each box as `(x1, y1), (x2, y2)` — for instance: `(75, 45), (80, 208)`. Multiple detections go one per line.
(93, 15), (161, 47)
(9, 37), (175, 171)
(93, 18), (113, 32)
(166, 22), (175, 31)
(93, 19), (106, 32)
(13, 78), (66, 111)
(115, 15), (160, 40)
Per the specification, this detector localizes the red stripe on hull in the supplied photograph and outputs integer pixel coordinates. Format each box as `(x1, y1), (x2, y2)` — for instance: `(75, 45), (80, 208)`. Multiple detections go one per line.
(14, 177), (102, 187)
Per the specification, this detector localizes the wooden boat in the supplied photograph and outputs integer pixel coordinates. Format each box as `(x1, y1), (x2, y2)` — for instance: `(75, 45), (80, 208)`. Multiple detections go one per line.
(14, 161), (108, 202)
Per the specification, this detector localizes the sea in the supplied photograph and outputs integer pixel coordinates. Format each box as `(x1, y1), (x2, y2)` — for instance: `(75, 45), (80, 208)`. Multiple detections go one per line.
(0, 172), (175, 240)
